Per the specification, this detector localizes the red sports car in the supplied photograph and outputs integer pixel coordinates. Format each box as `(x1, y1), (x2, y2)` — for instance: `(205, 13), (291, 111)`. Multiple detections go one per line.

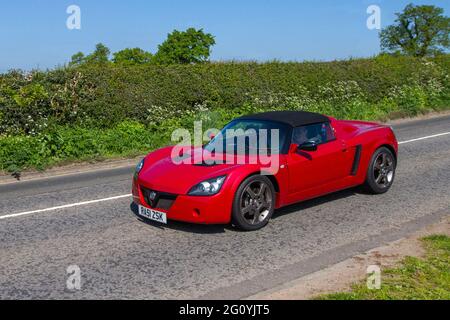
(132, 111), (398, 231)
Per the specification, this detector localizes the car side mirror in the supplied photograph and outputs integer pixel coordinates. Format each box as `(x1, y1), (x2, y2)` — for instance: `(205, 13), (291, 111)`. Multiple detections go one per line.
(299, 141), (318, 152)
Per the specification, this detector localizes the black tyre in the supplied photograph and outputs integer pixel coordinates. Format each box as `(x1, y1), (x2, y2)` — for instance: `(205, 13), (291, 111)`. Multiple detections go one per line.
(364, 147), (396, 194)
(232, 175), (275, 231)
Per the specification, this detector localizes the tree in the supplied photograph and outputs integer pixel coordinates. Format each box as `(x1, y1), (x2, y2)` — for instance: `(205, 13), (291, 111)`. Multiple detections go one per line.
(69, 43), (111, 66)
(380, 4), (450, 57)
(154, 28), (216, 64)
(70, 52), (85, 66)
(85, 43), (111, 63)
(112, 48), (153, 65)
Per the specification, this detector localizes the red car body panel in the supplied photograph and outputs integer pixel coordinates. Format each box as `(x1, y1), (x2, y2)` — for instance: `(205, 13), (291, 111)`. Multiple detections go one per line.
(132, 116), (398, 225)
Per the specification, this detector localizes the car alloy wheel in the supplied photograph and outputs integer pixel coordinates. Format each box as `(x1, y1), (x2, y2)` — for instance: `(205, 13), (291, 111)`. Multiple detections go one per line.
(373, 151), (395, 189)
(232, 175), (276, 231)
(364, 146), (396, 194)
(240, 180), (273, 225)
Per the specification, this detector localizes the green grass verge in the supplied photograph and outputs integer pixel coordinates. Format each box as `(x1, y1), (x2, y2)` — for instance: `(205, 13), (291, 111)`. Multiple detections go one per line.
(317, 235), (450, 300)
(0, 120), (161, 173)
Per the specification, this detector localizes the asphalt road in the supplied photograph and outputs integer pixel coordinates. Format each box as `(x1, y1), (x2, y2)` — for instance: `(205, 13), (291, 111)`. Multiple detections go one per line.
(0, 115), (449, 299)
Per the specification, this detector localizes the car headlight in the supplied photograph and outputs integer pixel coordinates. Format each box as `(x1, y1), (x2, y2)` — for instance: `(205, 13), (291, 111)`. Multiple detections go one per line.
(135, 159), (145, 175)
(188, 176), (227, 196)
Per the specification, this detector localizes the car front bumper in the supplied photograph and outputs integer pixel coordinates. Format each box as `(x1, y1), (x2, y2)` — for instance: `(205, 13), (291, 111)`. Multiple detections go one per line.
(132, 177), (233, 224)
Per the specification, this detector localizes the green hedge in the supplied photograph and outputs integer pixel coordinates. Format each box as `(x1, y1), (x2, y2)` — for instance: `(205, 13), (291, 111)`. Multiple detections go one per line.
(0, 55), (449, 172)
(1, 54), (449, 134)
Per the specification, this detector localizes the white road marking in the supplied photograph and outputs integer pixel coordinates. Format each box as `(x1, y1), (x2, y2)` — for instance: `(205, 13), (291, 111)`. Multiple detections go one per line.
(0, 194), (131, 220)
(1, 131), (449, 221)
(398, 131), (450, 145)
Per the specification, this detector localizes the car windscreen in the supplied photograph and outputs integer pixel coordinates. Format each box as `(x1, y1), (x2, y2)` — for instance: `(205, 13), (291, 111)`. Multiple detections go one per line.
(204, 120), (290, 155)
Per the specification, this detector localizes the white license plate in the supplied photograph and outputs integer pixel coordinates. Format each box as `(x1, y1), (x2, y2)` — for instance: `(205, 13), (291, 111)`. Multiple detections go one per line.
(138, 205), (167, 224)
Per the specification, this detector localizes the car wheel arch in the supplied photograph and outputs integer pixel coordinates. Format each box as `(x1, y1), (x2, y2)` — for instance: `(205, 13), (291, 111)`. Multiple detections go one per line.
(368, 142), (397, 164)
(358, 142), (397, 180)
(379, 144), (397, 163)
(238, 171), (280, 193)
(349, 137), (395, 178)
(231, 171), (281, 209)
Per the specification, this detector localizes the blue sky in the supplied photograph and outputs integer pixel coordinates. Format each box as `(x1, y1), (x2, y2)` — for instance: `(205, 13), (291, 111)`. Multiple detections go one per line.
(0, 0), (448, 71)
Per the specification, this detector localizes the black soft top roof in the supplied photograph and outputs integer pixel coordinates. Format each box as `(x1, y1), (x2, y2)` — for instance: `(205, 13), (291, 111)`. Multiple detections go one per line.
(238, 111), (329, 127)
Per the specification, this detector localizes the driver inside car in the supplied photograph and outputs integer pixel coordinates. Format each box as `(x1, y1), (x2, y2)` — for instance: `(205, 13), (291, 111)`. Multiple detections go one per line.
(293, 125), (322, 145)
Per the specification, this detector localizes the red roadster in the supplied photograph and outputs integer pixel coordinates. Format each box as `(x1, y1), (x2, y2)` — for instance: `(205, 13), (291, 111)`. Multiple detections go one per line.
(132, 111), (398, 231)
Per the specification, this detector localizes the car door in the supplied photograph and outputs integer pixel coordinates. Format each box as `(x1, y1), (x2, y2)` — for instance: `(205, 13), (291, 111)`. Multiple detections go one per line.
(287, 122), (353, 197)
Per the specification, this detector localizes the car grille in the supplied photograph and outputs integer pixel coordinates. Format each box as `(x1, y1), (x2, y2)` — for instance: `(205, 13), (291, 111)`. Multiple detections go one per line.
(141, 187), (178, 211)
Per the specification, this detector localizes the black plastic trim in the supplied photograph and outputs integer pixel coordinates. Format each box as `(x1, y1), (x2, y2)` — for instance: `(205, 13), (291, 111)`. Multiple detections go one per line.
(351, 145), (363, 176)
(141, 187), (178, 210)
